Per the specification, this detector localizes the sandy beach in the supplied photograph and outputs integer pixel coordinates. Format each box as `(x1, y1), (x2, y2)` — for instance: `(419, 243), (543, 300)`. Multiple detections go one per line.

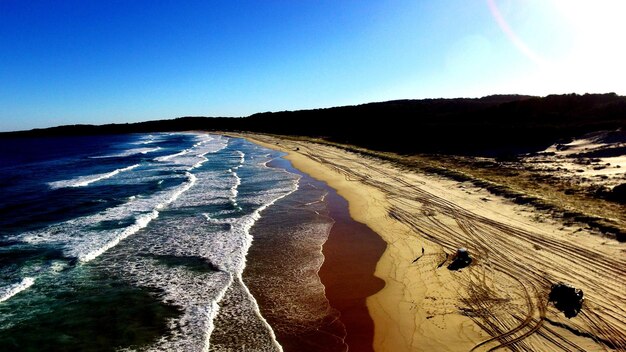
(243, 133), (626, 352)
(318, 178), (386, 352)
(241, 156), (386, 352)
(4, 1), (626, 350)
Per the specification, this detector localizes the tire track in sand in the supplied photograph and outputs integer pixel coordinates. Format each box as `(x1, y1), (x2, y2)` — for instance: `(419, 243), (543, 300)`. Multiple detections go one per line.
(253, 137), (626, 352)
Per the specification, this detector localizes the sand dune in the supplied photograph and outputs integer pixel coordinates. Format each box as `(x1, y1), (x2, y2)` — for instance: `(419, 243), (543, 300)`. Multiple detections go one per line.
(243, 134), (626, 352)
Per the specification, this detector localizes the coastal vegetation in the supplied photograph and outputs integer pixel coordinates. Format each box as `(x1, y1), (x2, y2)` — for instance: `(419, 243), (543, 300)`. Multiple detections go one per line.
(4, 93), (625, 156)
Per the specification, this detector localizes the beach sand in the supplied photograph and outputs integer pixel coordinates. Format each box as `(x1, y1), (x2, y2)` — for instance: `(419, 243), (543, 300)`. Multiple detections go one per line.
(242, 134), (626, 352)
(241, 156), (385, 352)
(318, 180), (386, 352)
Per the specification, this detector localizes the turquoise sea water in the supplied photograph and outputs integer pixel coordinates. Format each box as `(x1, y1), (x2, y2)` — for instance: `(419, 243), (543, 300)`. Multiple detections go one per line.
(0, 133), (342, 351)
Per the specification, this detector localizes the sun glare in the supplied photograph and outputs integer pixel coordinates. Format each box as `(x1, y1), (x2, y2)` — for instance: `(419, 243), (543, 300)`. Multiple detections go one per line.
(486, 0), (546, 66)
(488, 0), (626, 94)
(551, 0), (626, 93)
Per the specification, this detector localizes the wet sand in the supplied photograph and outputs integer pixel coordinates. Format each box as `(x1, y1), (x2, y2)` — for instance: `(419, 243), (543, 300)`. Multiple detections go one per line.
(243, 157), (385, 352)
(243, 133), (626, 352)
(319, 180), (386, 352)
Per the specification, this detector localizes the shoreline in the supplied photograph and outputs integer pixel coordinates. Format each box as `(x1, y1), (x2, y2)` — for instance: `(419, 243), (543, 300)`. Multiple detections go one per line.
(316, 169), (386, 352)
(242, 154), (385, 352)
(241, 133), (626, 352)
(243, 135), (487, 351)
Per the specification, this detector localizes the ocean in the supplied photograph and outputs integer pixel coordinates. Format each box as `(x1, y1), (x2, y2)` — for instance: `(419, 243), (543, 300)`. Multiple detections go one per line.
(0, 132), (347, 351)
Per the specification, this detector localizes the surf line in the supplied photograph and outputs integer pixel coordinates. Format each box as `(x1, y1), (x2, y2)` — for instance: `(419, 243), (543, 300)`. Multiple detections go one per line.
(48, 164), (140, 189)
(3, 134), (228, 305)
(91, 147), (161, 158)
(0, 277), (35, 303)
(80, 136), (228, 263)
(79, 171), (197, 263)
(203, 156), (301, 351)
(226, 150), (246, 210)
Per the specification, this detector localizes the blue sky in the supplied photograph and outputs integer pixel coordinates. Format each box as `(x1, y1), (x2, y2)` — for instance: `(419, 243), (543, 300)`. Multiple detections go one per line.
(1, 0), (625, 131)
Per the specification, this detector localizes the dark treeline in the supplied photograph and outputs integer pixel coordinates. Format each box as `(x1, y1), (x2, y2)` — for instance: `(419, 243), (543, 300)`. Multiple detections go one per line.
(3, 93), (626, 156)
(244, 93), (626, 155)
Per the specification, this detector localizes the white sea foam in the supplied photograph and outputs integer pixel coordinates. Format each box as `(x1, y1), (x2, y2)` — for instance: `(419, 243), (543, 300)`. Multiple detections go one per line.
(131, 134), (164, 145)
(0, 277), (35, 303)
(20, 135), (297, 349)
(200, 167), (298, 351)
(155, 149), (190, 162)
(48, 164), (140, 189)
(192, 159), (207, 170)
(133, 140), (157, 145)
(22, 135), (229, 263)
(78, 171), (197, 263)
(166, 184), (297, 350)
(80, 209), (159, 263)
(99, 140), (299, 351)
(92, 147), (161, 158)
(156, 134), (227, 169)
(202, 275), (235, 352)
(50, 261), (68, 273)
(236, 150), (245, 164)
(228, 170), (242, 208)
(240, 277), (284, 352)
(201, 154), (299, 350)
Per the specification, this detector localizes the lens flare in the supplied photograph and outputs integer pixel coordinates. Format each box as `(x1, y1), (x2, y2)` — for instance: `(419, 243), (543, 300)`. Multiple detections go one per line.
(486, 0), (546, 66)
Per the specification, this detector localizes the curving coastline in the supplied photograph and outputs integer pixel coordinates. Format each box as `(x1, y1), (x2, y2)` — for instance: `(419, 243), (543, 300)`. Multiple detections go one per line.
(243, 133), (626, 352)
(242, 155), (385, 352)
